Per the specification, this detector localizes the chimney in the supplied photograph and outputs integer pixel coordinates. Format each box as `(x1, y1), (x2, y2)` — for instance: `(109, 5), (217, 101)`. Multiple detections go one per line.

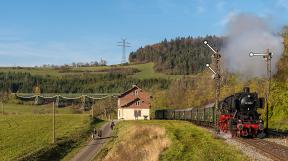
(243, 87), (250, 93)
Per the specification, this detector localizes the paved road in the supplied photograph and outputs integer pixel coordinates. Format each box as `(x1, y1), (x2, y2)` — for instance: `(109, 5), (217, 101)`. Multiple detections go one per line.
(69, 121), (114, 161)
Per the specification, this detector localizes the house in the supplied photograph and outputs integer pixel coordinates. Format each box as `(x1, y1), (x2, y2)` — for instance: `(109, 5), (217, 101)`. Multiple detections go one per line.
(118, 85), (152, 120)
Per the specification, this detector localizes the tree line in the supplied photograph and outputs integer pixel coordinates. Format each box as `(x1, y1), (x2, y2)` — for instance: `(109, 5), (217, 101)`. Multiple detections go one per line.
(129, 35), (223, 75)
(0, 72), (170, 93)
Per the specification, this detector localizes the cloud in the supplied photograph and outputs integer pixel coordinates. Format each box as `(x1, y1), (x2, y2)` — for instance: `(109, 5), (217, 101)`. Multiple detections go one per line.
(218, 10), (238, 27)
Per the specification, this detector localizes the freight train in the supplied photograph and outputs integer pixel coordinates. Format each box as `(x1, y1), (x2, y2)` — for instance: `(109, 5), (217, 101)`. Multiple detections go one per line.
(155, 87), (266, 137)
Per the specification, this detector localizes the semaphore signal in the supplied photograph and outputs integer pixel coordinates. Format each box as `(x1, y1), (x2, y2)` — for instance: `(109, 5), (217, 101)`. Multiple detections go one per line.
(203, 40), (222, 133)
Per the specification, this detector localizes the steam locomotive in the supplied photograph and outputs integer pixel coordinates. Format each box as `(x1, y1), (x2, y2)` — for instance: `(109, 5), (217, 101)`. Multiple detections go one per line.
(155, 87), (265, 137)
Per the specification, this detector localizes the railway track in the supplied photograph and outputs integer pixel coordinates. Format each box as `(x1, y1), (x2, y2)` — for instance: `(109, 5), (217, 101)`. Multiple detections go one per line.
(234, 138), (288, 161)
(268, 129), (288, 137)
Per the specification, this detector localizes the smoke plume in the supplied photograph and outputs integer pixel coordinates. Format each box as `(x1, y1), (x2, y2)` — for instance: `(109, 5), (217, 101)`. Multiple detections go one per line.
(221, 13), (284, 78)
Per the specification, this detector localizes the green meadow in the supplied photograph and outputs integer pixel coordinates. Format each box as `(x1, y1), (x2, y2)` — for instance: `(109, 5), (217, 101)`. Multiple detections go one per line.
(0, 104), (97, 161)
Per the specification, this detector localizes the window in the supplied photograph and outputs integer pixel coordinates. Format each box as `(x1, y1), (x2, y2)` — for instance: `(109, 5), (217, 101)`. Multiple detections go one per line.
(134, 110), (141, 118)
(134, 90), (138, 96)
(136, 101), (140, 106)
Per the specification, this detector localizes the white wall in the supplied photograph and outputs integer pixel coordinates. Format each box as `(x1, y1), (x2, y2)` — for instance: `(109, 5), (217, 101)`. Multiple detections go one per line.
(118, 108), (150, 120)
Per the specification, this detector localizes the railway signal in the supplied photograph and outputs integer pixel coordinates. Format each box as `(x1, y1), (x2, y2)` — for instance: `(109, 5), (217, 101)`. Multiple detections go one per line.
(204, 40), (222, 133)
(249, 49), (273, 132)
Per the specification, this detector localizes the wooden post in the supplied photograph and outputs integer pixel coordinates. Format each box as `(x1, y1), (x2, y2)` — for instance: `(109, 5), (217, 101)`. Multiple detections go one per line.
(1, 102), (4, 115)
(265, 49), (272, 132)
(53, 102), (55, 144)
(92, 101), (94, 119)
(104, 108), (107, 120)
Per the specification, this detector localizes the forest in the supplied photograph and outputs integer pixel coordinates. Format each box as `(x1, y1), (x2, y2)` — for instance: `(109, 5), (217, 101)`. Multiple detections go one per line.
(129, 35), (223, 75)
(0, 72), (170, 93)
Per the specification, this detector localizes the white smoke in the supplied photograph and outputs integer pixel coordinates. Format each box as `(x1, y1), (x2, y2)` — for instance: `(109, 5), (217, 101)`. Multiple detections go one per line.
(221, 13), (284, 78)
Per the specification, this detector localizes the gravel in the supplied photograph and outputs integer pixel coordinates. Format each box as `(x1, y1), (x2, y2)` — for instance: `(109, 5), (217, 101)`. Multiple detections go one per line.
(224, 138), (273, 161)
(205, 128), (285, 161)
(264, 137), (288, 147)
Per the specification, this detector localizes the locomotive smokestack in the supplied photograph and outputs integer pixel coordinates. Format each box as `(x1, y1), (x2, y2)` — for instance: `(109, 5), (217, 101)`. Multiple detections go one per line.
(243, 87), (250, 93)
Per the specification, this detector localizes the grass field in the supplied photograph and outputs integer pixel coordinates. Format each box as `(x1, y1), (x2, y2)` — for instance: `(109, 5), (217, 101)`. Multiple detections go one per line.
(1, 103), (80, 115)
(96, 120), (248, 161)
(0, 67), (61, 76)
(127, 63), (181, 79)
(0, 63), (183, 79)
(0, 103), (96, 161)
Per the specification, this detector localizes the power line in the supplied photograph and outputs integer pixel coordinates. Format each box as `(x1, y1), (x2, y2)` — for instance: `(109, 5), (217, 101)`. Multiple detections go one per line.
(117, 39), (131, 64)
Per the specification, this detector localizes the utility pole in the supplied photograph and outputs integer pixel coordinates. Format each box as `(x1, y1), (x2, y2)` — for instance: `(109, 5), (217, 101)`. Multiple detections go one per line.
(249, 49), (272, 132)
(204, 40), (221, 133)
(52, 102), (55, 144)
(1, 102), (4, 115)
(117, 39), (131, 64)
(91, 100), (94, 120)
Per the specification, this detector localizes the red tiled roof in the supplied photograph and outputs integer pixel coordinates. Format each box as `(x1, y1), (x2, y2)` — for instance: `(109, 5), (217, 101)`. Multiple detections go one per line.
(118, 85), (142, 98)
(120, 97), (141, 107)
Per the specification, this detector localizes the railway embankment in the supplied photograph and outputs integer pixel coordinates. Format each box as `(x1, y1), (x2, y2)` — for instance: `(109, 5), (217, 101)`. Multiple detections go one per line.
(94, 120), (248, 161)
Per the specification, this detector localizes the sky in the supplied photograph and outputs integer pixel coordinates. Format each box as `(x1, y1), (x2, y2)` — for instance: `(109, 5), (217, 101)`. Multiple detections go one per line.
(0, 0), (288, 66)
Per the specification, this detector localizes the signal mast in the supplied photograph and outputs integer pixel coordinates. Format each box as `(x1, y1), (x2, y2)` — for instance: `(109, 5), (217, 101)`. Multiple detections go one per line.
(249, 49), (272, 132)
(204, 40), (221, 132)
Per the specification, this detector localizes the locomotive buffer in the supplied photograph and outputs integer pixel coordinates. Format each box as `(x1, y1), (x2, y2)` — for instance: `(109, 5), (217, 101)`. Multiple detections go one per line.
(204, 40), (221, 133)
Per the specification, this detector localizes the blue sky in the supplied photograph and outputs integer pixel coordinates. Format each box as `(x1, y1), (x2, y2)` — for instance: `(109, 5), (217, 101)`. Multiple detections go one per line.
(0, 0), (288, 66)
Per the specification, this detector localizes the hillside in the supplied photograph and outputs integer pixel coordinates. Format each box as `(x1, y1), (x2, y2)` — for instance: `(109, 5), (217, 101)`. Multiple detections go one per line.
(129, 35), (223, 75)
(0, 63), (175, 93)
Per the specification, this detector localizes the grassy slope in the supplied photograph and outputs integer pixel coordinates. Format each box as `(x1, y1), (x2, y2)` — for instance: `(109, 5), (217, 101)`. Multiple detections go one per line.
(128, 63), (181, 79)
(0, 67), (61, 76)
(95, 120), (248, 161)
(0, 114), (89, 161)
(0, 104), (95, 161)
(0, 63), (181, 79)
(2, 103), (78, 114)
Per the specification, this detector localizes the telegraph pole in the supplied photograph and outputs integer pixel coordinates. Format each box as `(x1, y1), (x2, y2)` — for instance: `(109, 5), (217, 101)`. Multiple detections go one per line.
(249, 49), (272, 132)
(52, 102), (55, 144)
(1, 102), (4, 115)
(117, 39), (131, 64)
(204, 40), (221, 133)
(91, 100), (94, 120)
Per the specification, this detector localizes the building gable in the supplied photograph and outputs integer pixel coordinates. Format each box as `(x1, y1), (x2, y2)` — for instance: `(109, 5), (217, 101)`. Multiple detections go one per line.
(118, 85), (151, 109)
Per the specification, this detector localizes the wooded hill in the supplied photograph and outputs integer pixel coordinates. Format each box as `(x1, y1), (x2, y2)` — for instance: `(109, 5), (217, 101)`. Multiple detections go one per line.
(129, 35), (223, 75)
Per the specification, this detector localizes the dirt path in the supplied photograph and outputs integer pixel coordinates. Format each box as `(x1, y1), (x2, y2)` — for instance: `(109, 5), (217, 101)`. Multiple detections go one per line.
(69, 121), (114, 161)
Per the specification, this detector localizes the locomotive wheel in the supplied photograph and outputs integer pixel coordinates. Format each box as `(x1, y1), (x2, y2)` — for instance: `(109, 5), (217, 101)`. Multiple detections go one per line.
(257, 132), (266, 139)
